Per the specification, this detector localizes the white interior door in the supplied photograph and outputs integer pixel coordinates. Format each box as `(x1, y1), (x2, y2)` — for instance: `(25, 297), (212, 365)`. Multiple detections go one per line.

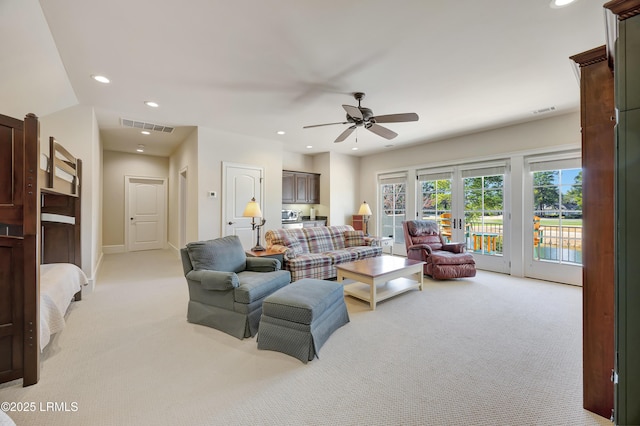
(126, 177), (167, 251)
(223, 163), (264, 249)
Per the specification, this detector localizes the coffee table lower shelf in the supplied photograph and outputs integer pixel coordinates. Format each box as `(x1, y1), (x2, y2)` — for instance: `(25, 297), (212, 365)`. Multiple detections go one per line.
(342, 278), (422, 309)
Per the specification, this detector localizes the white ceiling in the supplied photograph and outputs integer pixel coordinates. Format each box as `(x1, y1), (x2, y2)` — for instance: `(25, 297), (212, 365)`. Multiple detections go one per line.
(1, 0), (607, 157)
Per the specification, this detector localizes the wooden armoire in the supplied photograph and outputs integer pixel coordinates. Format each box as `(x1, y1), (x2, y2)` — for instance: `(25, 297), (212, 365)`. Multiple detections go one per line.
(570, 45), (615, 421)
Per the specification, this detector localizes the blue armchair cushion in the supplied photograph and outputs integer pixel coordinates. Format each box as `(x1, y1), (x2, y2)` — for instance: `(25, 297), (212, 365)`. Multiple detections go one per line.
(234, 270), (292, 304)
(245, 257), (281, 272)
(186, 235), (247, 272)
(185, 270), (239, 291)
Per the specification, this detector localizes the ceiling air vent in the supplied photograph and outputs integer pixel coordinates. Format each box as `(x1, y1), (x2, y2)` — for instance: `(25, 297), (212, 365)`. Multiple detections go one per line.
(120, 118), (175, 133)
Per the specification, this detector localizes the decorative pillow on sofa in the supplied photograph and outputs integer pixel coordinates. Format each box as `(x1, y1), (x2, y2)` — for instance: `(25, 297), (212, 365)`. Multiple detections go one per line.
(282, 235), (303, 258)
(344, 230), (365, 247)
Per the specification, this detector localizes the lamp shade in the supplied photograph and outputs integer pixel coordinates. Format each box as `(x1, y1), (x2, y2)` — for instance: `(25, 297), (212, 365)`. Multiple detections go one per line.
(242, 197), (263, 218)
(358, 201), (372, 216)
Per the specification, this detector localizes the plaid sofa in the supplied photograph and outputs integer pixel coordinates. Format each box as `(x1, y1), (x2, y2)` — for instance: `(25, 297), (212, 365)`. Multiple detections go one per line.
(265, 225), (382, 282)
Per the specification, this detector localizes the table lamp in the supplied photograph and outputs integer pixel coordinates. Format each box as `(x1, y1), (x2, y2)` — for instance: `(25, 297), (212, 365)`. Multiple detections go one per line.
(243, 197), (266, 251)
(358, 201), (373, 236)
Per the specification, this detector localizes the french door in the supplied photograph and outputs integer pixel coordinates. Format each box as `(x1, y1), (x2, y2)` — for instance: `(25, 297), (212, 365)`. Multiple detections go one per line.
(378, 173), (407, 255)
(417, 162), (509, 273)
(524, 155), (582, 285)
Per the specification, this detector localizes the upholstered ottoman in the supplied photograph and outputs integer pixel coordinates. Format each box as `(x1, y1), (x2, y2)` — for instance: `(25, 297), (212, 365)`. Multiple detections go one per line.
(257, 279), (349, 363)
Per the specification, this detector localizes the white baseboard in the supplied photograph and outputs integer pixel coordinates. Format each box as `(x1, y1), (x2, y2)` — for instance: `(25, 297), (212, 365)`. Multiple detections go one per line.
(103, 245), (125, 254)
(167, 242), (181, 257)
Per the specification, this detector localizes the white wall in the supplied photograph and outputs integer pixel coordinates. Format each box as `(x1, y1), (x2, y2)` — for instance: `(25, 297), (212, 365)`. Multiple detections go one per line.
(102, 150), (170, 251)
(316, 152), (360, 226)
(168, 128), (199, 249)
(168, 126), (284, 243)
(282, 151), (314, 171)
(40, 105), (101, 289)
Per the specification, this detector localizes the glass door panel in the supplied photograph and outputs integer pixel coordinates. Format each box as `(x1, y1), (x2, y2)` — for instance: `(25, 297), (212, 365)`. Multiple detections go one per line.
(525, 158), (582, 285)
(418, 178), (452, 241)
(379, 179), (406, 254)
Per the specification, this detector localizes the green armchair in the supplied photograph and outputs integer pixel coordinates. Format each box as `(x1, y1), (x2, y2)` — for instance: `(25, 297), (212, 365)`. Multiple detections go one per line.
(181, 235), (291, 339)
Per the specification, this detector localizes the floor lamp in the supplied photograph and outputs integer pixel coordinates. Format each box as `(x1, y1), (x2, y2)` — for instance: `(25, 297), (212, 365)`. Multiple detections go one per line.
(358, 201), (372, 236)
(243, 197), (266, 251)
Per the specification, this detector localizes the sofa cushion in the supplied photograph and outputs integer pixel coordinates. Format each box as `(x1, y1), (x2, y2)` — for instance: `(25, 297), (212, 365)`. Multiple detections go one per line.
(344, 230), (365, 247)
(305, 227), (335, 253)
(286, 253), (332, 274)
(324, 249), (358, 264)
(327, 225), (353, 250)
(282, 235), (304, 257)
(411, 235), (443, 250)
(186, 235), (246, 272)
(429, 250), (475, 265)
(346, 245), (383, 259)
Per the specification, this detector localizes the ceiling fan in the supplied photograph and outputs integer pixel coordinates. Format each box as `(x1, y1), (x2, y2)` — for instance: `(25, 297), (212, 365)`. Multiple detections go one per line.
(303, 92), (419, 143)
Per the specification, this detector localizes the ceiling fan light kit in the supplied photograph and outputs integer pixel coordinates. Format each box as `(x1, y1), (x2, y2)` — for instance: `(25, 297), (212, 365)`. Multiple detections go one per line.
(303, 92), (419, 143)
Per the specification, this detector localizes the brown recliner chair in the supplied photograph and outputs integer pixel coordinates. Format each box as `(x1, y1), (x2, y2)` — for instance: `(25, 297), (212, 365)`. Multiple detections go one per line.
(402, 220), (476, 280)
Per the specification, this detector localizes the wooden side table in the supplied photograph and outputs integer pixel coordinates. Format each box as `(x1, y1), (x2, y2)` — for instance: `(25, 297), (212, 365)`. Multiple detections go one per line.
(246, 248), (284, 264)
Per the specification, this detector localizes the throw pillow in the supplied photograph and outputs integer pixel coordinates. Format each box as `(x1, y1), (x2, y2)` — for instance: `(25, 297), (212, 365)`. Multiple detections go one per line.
(344, 230), (365, 247)
(282, 235), (303, 258)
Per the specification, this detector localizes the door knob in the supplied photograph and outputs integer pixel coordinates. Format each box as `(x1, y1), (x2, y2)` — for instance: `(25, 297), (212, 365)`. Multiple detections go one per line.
(228, 221), (235, 225)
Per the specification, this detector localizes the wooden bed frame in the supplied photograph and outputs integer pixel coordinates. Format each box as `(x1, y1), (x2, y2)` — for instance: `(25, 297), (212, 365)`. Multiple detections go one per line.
(0, 113), (82, 387)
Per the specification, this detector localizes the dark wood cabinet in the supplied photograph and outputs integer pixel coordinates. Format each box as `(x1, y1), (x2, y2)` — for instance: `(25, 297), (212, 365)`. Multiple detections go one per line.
(570, 45), (615, 420)
(307, 173), (320, 204)
(282, 172), (295, 203)
(282, 171), (320, 204)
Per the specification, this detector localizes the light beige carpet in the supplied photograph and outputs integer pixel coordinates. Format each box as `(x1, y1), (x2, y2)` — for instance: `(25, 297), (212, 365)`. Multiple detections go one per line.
(0, 250), (611, 426)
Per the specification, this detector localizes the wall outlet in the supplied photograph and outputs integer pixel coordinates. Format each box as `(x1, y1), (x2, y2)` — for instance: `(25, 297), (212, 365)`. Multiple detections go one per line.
(208, 191), (217, 198)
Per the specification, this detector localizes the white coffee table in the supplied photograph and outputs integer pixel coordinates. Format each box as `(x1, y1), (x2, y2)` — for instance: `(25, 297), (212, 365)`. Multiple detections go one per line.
(336, 256), (425, 310)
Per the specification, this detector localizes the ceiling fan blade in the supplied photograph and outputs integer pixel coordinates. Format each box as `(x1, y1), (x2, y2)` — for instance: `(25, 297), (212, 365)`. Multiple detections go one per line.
(303, 121), (349, 129)
(367, 123), (398, 140)
(342, 105), (363, 120)
(335, 126), (356, 143)
(373, 112), (419, 123)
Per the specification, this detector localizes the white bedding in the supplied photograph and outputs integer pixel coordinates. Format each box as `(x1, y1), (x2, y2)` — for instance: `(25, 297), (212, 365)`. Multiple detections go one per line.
(40, 263), (88, 350)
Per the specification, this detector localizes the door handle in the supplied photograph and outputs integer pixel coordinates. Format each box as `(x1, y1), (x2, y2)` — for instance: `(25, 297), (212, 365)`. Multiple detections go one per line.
(459, 218), (463, 229)
(228, 221), (235, 225)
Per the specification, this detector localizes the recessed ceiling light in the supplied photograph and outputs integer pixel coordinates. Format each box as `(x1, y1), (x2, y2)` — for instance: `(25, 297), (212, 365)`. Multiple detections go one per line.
(352, 147), (358, 151)
(136, 144), (145, 152)
(550, 0), (578, 8)
(277, 130), (286, 135)
(144, 101), (159, 108)
(141, 131), (150, 135)
(306, 145), (313, 149)
(91, 74), (110, 84)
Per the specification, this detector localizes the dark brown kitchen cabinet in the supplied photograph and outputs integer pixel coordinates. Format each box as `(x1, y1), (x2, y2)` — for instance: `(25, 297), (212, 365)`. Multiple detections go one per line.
(282, 171), (320, 204)
(282, 172), (295, 203)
